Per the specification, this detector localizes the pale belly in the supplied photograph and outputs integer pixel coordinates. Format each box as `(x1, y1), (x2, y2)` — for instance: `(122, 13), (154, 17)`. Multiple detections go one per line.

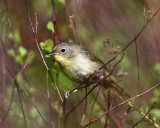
(63, 54), (102, 83)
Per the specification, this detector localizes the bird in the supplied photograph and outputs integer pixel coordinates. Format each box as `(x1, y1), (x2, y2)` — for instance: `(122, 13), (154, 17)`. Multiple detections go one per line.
(48, 42), (130, 99)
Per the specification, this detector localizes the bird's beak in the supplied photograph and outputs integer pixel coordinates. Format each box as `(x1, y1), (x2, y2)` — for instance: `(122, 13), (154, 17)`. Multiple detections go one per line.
(48, 51), (58, 56)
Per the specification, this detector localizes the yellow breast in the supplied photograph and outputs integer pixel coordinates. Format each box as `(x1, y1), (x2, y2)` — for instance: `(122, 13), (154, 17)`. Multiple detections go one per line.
(54, 55), (72, 68)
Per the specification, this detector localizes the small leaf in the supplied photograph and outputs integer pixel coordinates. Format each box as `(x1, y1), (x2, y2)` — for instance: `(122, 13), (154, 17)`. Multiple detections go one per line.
(8, 32), (14, 40)
(15, 55), (23, 66)
(14, 30), (21, 44)
(8, 30), (21, 44)
(40, 39), (54, 54)
(58, 0), (64, 4)
(153, 63), (160, 76)
(18, 46), (27, 58)
(7, 49), (15, 57)
(47, 21), (54, 32)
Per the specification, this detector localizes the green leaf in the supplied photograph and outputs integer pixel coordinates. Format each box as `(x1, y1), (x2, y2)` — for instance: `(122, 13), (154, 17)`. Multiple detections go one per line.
(8, 30), (21, 44)
(47, 21), (54, 32)
(7, 49), (15, 57)
(15, 55), (23, 66)
(14, 30), (21, 44)
(40, 39), (54, 54)
(58, 0), (64, 4)
(153, 63), (160, 76)
(8, 32), (14, 40)
(18, 46), (27, 58)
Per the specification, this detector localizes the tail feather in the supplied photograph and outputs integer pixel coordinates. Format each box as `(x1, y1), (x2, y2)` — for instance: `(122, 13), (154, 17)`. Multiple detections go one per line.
(111, 83), (131, 100)
(103, 79), (131, 100)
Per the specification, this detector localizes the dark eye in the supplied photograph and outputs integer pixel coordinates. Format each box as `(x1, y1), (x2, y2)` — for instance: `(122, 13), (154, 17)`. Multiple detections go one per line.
(61, 48), (66, 53)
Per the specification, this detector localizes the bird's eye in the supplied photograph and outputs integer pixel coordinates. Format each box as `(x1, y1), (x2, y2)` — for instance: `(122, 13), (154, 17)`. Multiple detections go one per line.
(61, 48), (66, 53)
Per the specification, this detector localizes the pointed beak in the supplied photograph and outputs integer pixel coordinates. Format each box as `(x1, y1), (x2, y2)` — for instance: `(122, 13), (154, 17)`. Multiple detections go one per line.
(48, 51), (57, 56)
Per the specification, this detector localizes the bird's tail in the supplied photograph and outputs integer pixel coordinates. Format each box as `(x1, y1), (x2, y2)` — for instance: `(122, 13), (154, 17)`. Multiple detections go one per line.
(102, 76), (131, 100)
(111, 83), (131, 100)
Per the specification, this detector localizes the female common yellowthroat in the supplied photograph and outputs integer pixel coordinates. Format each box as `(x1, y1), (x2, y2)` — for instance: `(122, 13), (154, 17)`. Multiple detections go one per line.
(49, 42), (129, 98)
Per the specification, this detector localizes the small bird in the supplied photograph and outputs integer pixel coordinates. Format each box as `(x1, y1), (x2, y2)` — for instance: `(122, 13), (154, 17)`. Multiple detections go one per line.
(49, 42), (130, 98)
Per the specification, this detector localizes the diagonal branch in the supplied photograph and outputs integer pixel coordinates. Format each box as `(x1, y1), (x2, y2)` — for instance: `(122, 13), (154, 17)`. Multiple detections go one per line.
(100, 9), (160, 70)
(83, 83), (160, 128)
(132, 101), (156, 128)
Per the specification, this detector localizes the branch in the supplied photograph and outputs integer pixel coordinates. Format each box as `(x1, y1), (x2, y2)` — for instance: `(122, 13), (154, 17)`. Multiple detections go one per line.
(26, 0), (63, 102)
(0, 85), (15, 123)
(83, 83), (160, 127)
(66, 53), (123, 117)
(69, 15), (81, 46)
(88, 87), (101, 128)
(80, 87), (88, 127)
(0, 100), (30, 121)
(100, 9), (160, 70)
(132, 101), (156, 128)
(0, 39), (27, 128)
(51, 0), (58, 45)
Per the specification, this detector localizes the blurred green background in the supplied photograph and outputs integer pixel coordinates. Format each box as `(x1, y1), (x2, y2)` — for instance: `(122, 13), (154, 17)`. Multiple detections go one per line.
(0, 0), (160, 128)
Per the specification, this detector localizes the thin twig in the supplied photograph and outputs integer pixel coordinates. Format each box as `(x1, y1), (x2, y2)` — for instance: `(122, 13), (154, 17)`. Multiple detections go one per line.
(56, 73), (61, 128)
(1, 31), (50, 128)
(0, 85), (15, 123)
(63, 97), (67, 128)
(62, 0), (81, 46)
(66, 82), (99, 117)
(15, 4), (37, 77)
(69, 75), (92, 95)
(89, 86), (101, 128)
(26, 0), (63, 102)
(83, 83), (160, 128)
(16, 26), (36, 77)
(66, 53), (123, 117)
(13, 76), (27, 128)
(100, 9), (160, 70)
(46, 71), (55, 127)
(132, 101), (156, 128)
(66, 9), (160, 116)
(135, 40), (139, 81)
(69, 15), (81, 46)
(0, 39), (27, 128)
(51, 0), (58, 45)
(0, 100), (30, 121)
(22, 91), (49, 127)
(80, 87), (88, 127)
(104, 89), (112, 128)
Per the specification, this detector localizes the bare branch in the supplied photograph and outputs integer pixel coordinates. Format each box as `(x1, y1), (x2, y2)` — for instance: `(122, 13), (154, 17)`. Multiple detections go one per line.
(0, 39), (27, 128)
(0, 100), (30, 121)
(135, 40), (140, 81)
(132, 101), (156, 128)
(89, 87), (101, 128)
(69, 15), (81, 46)
(100, 9), (160, 70)
(51, 0), (58, 45)
(26, 0), (63, 102)
(66, 53), (124, 117)
(83, 83), (160, 127)
(80, 87), (88, 127)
